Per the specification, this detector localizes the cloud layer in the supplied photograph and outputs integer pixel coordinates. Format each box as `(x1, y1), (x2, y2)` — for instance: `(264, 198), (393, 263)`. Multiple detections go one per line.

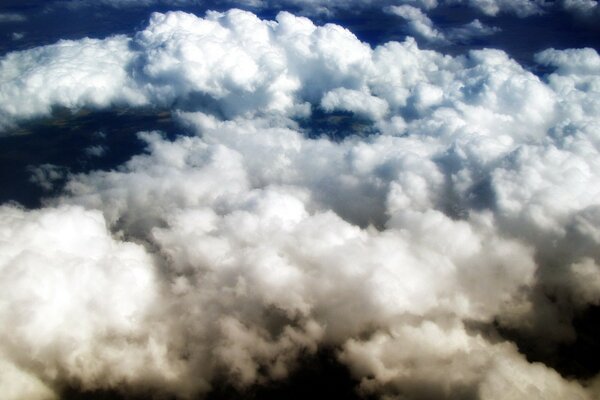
(1, 8), (600, 400)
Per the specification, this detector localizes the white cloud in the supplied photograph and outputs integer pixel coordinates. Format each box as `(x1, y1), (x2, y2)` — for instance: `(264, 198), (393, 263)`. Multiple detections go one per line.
(0, 205), (166, 398)
(1, 9), (600, 400)
(386, 5), (447, 43)
(321, 87), (389, 120)
(0, 36), (145, 130)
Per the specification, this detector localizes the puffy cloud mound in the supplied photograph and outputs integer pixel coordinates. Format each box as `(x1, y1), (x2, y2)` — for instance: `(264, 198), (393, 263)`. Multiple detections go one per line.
(0, 9), (548, 130)
(0, 36), (144, 130)
(0, 205), (161, 399)
(340, 319), (590, 400)
(1, 8), (600, 400)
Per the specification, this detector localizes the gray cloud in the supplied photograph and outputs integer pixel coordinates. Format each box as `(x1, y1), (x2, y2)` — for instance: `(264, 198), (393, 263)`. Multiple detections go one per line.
(0, 13), (26, 23)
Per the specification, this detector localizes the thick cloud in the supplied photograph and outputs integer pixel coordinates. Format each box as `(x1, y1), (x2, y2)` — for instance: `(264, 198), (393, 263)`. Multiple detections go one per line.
(2, 8), (600, 400)
(0, 9), (547, 130)
(0, 36), (144, 130)
(340, 319), (590, 400)
(0, 205), (161, 399)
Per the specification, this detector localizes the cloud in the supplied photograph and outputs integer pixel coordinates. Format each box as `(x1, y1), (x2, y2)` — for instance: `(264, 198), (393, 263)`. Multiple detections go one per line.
(321, 87), (389, 120)
(562, 0), (600, 20)
(0, 13), (26, 23)
(447, 19), (501, 42)
(386, 5), (447, 43)
(340, 319), (590, 400)
(0, 205), (162, 399)
(386, 5), (500, 44)
(1, 8), (600, 400)
(11, 32), (25, 41)
(49, 119), (543, 396)
(28, 164), (68, 191)
(0, 9), (530, 131)
(446, 0), (547, 16)
(0, 36), (145, 130)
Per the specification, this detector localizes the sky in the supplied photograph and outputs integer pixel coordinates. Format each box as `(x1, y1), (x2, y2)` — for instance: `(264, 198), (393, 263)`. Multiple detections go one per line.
(1, 1), (600, 399)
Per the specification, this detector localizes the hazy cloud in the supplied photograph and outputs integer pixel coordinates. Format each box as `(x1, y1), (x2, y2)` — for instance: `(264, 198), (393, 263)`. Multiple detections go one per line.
(0, 13), (26, 23)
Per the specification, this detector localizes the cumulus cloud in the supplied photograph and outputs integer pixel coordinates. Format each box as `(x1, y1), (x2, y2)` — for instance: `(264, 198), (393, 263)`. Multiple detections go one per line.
(1, 8), (600, 400)
(0, 36), (144, 130)
(321, 88), (389, 120)
(0, 9), (530, 130)
(0, 205), (161, 399)
(48, 119), (542, 396)
(341, 320), (591, 400)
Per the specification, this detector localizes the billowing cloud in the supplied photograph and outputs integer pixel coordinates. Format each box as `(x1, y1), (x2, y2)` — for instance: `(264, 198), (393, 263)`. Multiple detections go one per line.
(340, 319), (590, 400)
(0, 36), (144, 130)
(0, 9), (542, 130)
(1, 8), (600, 400)
(0, 205), (160, 399)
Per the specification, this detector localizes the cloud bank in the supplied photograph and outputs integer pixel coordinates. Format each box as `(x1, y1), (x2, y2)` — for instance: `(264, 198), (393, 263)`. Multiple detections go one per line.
(1, 8), (600, 400)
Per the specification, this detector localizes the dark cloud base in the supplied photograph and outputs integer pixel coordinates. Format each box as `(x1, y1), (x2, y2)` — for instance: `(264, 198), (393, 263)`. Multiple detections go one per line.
(62, 349), (370, 400)
(497, 305), (600, 380)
